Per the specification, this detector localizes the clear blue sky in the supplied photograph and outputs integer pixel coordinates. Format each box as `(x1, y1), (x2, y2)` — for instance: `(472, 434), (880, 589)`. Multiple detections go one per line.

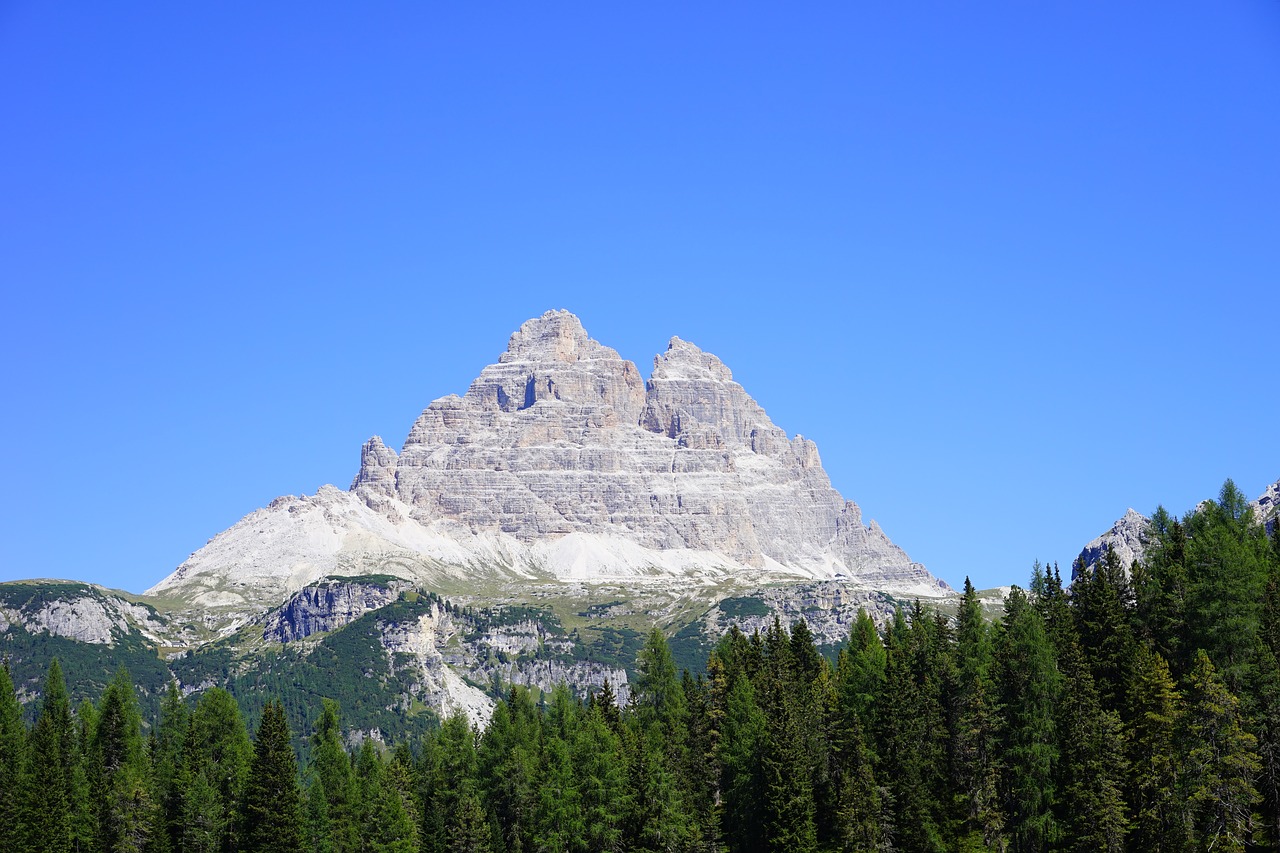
(2, 3), (1277, 594)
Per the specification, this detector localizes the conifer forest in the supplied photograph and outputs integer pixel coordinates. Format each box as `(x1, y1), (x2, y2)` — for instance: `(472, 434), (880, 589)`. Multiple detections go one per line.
(3, 481), (1280, 853)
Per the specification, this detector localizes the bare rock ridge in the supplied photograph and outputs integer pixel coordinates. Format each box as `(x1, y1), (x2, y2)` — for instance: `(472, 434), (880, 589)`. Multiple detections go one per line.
(1253, 478), (1279, 536)
(1074, 509), (1152, 579)
(352, 310), (937, 588)
(1077, 476), (1280, 580)
(149, 310), (944, 615)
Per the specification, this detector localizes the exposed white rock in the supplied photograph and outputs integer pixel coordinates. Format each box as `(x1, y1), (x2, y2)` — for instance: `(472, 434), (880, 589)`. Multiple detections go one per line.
(1075, 508), (1151, 580)
(1252, 477), (1280, 535)
(0, 585), (169, 646)
(149, 310), (947, 626)
(375, 601), (495, 727)
(263, 578), (409, 643)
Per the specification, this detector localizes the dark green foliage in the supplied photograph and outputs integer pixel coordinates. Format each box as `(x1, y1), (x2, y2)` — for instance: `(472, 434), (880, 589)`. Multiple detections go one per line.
(1125, 645), (1186, 852)
(24, 658), (76, 853)
(88, 667), (152, 852)
(1181, 650), (1261, 853)
(6, 475), (1280, 853)
(951, 578), (1003, 850)
(996, 588), (1060, 852)
(0, 661), (27, 853)
(309, 699), (358, 853)
(241, 699), (305, 853)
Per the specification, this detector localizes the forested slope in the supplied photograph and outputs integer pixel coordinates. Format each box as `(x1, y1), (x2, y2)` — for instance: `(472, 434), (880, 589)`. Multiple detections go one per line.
(2, 479), (1279, 852)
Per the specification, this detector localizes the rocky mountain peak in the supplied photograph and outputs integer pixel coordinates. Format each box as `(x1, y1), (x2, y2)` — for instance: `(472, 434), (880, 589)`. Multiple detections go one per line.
(459, 310), (646, 417)
(499, 309), (597, 364)
(1075, 508), (1152, 579)
(150, 310), (947, 614)
(1252, 477), (1279, 535)
(346, 311), (939, 588)
(641, 334), (788, 454)
(351, 436), (397, 491)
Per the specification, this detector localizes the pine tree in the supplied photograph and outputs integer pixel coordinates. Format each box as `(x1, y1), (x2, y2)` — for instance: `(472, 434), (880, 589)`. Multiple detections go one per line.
(1053, 637), (1126, 852)
(633, 628), (688, 749)
(151, 680), (188, 852)
(951, 577), (1003, 851)
(89, 667), (153, 852)
(1071, 546), (1137, 717)
(449, 786), (493, 853)
(1181, 650), (1261, 853)
(309, 699), (358, 853)
(186, 686), (253, 851)
(1125, 645), (1186, 852)
(839, 610), (887, 735)
(573, 704), (627, 853)
(718, 673), (767, 853)
(477, 688), (539, 853)
(353, 741), (417, 853)
(23, 658), (75, 853)
(533, 726), (582, 852)
(1185, 481), (1272, 690)
(825, 666), (887, 853)
(304, 773), (335, 853)
(423, 713), (485, 853)
(996, 587), (1060, 853)
(241, 699), (305, 853)
(0, 660), (27, 853)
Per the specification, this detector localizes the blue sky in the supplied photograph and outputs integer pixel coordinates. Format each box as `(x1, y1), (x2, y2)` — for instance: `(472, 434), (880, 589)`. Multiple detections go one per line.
(2, 3), (1277, 594)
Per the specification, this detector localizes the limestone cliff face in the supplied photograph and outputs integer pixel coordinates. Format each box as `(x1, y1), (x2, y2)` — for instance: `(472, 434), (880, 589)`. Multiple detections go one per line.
(1075, 508), (1152, 580)
(354, 310), (940, 591)
(1253, 478), (1279, 536)
(262, 579), (408, 644)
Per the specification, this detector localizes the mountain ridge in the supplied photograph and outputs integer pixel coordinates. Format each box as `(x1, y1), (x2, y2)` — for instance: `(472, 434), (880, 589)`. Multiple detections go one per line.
(147, 309), (946, 628)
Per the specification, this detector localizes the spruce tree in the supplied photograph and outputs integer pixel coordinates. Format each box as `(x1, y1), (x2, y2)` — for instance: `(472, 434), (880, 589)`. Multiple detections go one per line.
(0, 661), (26, 853)
(23, 658), (75, 853)
(718, 673), (767, 853)
(309, 699), (358, 853)
(951, 577), (1003, 851)
(996, 587), (1060, 853)
(241, 699), (305, 853)
(1181, 650), (1261, 853)
(573, 703), (627, 853)
(151, 680), (188, 852)
(1125, 645), (1187, 852)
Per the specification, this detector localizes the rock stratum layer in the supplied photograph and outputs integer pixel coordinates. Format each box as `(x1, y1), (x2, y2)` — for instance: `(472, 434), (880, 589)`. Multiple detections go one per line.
(150, 310), (945, 618)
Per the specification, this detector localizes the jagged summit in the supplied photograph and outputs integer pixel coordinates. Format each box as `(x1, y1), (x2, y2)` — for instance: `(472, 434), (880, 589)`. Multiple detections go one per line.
(150, 311), (946, 616)
(1075, 508), (1151, 579)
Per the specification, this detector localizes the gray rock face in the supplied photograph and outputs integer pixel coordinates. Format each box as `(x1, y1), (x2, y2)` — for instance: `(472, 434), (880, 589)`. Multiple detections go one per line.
(263, 579), (408, 644)
(0, 584), (167, 646)
(1253, 478), (1280, 536)
(1075, 508), (1152, 580)
(354, 309), (942, 591)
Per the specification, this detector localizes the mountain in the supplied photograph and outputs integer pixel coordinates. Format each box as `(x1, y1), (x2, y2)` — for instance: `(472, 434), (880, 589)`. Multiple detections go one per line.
(1074, 508), (1153, 579)
(1253, 477), (1279, 535)
(3, 310), (959, 737)
(1075, 476), (1280, 579)
(147, 309), (945, 634)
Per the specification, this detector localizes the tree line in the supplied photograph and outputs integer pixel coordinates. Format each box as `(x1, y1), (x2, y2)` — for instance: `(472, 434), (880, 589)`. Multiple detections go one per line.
(1, 478), (1279, 852)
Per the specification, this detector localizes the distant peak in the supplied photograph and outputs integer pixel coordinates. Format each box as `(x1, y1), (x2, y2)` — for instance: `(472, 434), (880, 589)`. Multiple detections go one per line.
(500, 310), (596, 364)
(652, 335), (733, 383)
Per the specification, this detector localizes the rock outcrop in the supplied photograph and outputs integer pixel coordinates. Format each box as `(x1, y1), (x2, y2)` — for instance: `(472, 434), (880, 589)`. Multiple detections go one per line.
(1253, 478), (1280, 535)
(149, 311), (946, 618)
(352, 310), (942, 593)
(1075, 509), (1152, 580)
(0, 583), (167, 646)
(263, 578), (410, 643)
